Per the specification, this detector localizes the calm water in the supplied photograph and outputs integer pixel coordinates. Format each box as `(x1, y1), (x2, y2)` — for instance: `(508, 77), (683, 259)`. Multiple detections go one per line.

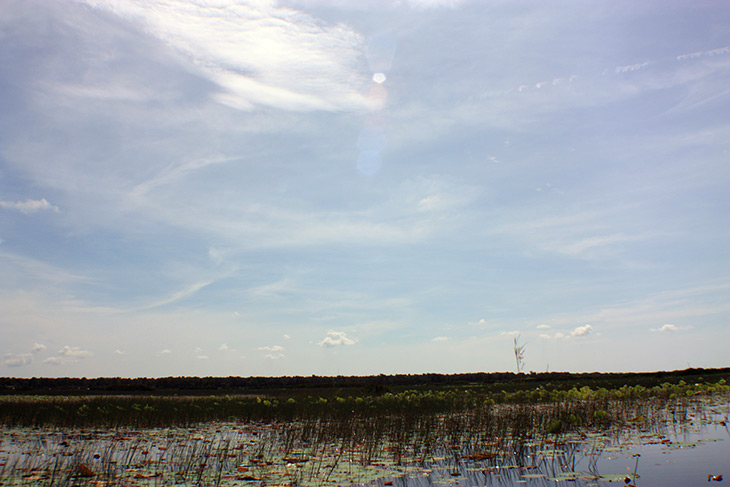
(391, 396), (729, 487)
(0, 396), (727, 486)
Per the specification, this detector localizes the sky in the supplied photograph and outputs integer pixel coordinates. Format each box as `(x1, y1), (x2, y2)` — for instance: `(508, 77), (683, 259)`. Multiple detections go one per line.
(1, 0), (728, 378)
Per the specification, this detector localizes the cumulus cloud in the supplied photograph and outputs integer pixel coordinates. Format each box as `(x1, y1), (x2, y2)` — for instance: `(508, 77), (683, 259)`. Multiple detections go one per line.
(571, 324), (592, 337)
(114, 349), (125, 355)
(196, 355), (209, 360)
(650, 324), (679, 333)
(540, 325), (592, 340)
(256, 345), (284, 360)
(0, 198), (59, 214)
(258, 346), (285, 360)
(432, 336), (449, 342)
(318, 330), (356, 347)
(469, 318), (488, 326)
(3, 353), (33, 367)
(218, 344), (229, 351)
(42, 346), (93, 365)
(157, 349), (172, 356)
(32, 343), (47, 353)
(536, 324), (551, 330)
(500, 330), (521, 337)
(59, 346), (92, 358)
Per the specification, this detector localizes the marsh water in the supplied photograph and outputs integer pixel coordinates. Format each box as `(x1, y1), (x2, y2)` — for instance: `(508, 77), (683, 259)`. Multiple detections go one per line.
(1, 396), (727, 486)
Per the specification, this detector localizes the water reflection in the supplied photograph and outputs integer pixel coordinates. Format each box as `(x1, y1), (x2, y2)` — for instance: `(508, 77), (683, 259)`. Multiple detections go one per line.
(364, 396), (729, 487)
(0, 396), (726, 486)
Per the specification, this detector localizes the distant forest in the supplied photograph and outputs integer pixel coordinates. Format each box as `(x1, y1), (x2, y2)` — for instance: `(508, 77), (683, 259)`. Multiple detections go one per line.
(2, 367), (728, 396)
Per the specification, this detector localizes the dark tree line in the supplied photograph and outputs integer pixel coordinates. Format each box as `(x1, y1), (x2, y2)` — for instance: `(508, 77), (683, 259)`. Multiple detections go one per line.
(1, 367), (727, 395)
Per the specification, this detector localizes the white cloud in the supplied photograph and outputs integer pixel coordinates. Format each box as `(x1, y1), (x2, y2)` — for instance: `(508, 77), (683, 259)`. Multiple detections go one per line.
(407, 0), (465, 8)
(536, 324), (551, 330)
(499, 330), (521, 337)
(32, 343), (47, 353)
(615, 61), (651, 74)
(540, 331), (566, 340)
(218, 344), (229, 351)
(282, 334), (291, 340)
(114, 349), (125, 355)
(258, 345), (285, 360)
(318, 330), (356, 347)
(58, 346), (93, 359)
(143, 280), (213, 310)
(3, 353), (33, 367)
(650, 323), (679, 333)
(83, 0), (371, 112)
(0, 198), (59, 214)
(196, 355), (209, 360)
(41, 346), (92, 365)
(571, 324), (593, 337)
(0, 251), (90, 286)
(432, 336), (449, 342)
(157, 349), (172, 356)
(469, 318), (488, 326)
(495, 210), (646, 260)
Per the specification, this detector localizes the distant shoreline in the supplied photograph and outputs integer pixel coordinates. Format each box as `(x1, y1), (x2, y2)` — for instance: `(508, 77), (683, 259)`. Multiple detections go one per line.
(2, 367), (728, 396)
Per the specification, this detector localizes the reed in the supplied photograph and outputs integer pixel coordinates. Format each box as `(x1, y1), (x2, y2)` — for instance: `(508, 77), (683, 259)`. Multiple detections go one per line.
(0, 380), (727, 486)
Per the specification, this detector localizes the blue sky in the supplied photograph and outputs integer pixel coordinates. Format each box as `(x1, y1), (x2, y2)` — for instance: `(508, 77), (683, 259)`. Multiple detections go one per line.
(1, 0), (728, 378)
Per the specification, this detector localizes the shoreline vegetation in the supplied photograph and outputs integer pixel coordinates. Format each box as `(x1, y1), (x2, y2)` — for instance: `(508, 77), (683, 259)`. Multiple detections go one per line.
(3, 367), (729, 395)
(1, 368), (728, 428)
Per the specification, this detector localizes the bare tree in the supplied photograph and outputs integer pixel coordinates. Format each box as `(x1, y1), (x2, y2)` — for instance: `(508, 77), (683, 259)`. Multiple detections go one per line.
(513, 334), (526, 373)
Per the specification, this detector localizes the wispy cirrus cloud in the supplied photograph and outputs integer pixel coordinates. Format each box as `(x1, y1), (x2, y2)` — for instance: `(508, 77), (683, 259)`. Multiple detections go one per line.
(495, 209), (646, 260)
(142, 280), (213, 310)
(83, 0), (371, 112)
(0, 198), (59, 214)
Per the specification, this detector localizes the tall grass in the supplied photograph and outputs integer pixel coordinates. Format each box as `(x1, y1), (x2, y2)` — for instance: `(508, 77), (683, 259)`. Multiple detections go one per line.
(2, 379), (726, 429)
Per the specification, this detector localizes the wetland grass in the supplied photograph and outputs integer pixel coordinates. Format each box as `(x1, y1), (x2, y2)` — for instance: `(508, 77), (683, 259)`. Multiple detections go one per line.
(0, 379), (727, 486)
